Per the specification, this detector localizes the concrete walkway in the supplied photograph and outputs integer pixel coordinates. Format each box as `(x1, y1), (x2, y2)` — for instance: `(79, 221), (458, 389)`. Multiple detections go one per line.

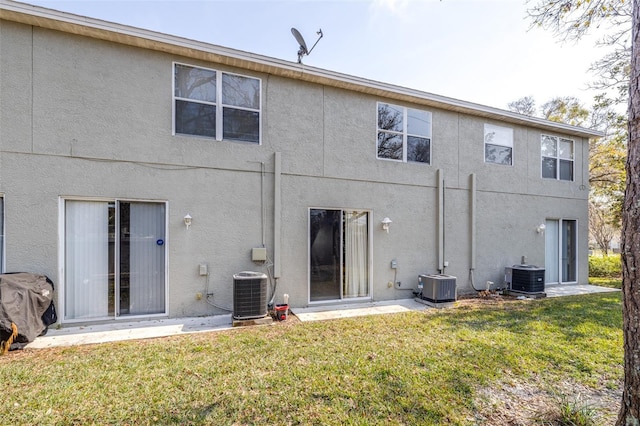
(27, 284), (619, 349)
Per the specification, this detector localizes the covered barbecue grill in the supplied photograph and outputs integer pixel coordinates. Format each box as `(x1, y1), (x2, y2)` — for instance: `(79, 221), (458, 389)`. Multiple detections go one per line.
(0, 273), (57, 353)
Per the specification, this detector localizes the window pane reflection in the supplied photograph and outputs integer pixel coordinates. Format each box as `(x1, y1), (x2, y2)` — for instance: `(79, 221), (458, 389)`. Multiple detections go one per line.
(223, 108), (259, 143)
(559, 139), (573, 159)
(222, 74), (260, 109)
(175, 100), (216, 137)
(407, 108), (430, 136)
(377, 132), (403, 160)
(407, 136), (430, 163)
(174, 64), (216, 102)
(541, 135), (557, 157)
(485, 144), (512, 165)
(542, 157), (557, 179)
(559, 159), (573, 181)
(378, 103), (403, 132)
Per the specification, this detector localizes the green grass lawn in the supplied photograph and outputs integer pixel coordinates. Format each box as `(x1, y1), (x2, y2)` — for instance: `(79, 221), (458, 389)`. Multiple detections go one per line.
(0, 293), (623, 425)
(589, 276), (623, 289)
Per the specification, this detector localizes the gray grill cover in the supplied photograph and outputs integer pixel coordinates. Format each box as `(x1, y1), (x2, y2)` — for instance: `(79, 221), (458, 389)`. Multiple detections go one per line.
(0, 273), (54, 345)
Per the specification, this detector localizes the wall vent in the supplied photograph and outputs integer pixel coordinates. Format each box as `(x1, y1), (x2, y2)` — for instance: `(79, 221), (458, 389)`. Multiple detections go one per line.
(232, 271), (268, 320)
(417, 274), (457, 303)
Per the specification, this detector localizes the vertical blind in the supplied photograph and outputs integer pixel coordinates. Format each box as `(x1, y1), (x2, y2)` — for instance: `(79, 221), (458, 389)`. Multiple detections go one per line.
(65, 201), (110, 319)
(65, 200), (165, 320)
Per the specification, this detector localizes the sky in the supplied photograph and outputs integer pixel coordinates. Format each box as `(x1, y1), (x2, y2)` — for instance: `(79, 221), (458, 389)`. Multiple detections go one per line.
(15, 0), (615, 112)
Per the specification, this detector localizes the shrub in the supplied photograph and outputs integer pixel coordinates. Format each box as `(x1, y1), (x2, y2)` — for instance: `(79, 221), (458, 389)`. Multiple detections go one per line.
(588, 254), (622, 278)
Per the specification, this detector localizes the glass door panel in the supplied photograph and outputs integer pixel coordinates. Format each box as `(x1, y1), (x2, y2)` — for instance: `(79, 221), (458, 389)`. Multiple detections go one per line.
(64, 200), (111, 320)
(65, 200), (166, 320)
(562, 220), (577, 282)
(343, 211), (369, 298)
(310, 209), (370, 302)
(544, 218), (577, 285)
(310, 209), (341, 302)
(123, 202), (166, 315)
(545, 219), (559, 284)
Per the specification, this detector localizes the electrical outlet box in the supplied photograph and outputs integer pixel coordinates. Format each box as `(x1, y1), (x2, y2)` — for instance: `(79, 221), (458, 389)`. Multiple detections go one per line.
(252, 247), (267, 261)
(199, 264), (208, 276)
(390, 259), (397, 269)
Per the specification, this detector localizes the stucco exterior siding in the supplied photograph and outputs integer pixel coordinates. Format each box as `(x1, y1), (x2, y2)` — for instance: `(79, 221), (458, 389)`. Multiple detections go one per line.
(0, 4), (599, 324)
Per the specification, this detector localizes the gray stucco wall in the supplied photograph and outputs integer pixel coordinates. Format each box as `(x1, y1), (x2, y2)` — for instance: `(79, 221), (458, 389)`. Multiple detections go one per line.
(0, 20), (589, 323)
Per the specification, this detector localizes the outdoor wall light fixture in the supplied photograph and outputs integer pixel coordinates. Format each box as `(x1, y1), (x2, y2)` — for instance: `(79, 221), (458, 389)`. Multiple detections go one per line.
(536, 223), (546, 234)
(381, 217), (392, 233)
(184, 214), (192, 229)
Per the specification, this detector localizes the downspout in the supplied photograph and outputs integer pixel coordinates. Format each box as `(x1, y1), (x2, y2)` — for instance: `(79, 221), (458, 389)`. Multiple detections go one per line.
(469, 173), (480, 291)
(437, 169), (445, 273)
(274, 152), (282, 279)
(470, 173), (476, 270)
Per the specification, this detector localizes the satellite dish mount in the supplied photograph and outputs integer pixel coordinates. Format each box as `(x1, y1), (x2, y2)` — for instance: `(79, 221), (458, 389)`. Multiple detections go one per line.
(291, 27), (323, 63)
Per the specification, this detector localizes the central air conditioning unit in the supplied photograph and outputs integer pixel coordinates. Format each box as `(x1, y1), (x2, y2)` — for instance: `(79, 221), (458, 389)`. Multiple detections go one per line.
(505, 265), (545, 293)
(233, 271), (268, 320)
(417, 274), (457, 303)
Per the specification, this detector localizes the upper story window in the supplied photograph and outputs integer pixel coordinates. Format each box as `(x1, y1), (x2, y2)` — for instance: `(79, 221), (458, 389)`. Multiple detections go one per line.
(541, 134), (574, 181)
(377, 103), (431, 164)
(173, 63), (261, 144)
(484, 124), (513, 166)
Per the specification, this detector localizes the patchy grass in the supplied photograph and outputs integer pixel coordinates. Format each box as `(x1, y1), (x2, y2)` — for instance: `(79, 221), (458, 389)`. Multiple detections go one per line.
(589, 276), (622, 289)
(0, 293), (623, 425)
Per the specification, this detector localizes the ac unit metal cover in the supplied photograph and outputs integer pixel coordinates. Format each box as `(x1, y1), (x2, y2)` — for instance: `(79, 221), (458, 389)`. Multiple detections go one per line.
(232, 271), (268, 320)
(506, 265), (545, 293)
(417, 274), (457, 303)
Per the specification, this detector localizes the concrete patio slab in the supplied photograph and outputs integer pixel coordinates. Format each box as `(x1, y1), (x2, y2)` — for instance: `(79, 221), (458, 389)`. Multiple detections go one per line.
(28, 314), (235, 349)
(545, 284), (620, 297)
(292, 298), (429, 322)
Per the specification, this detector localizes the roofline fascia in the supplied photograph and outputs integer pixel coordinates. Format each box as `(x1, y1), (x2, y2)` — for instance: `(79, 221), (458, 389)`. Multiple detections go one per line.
(0, 0), (604, 139)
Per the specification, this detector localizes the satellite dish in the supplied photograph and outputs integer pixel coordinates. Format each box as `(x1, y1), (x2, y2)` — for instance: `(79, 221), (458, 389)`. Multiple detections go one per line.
(291, 27), (323, 64)
(291, 28), (308, 56)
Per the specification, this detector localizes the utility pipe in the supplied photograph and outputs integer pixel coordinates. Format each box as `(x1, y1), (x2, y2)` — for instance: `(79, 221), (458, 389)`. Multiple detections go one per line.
(470, 173), (476, 270)
(274, 152), (282, 279)
(437, 169), (444, 272)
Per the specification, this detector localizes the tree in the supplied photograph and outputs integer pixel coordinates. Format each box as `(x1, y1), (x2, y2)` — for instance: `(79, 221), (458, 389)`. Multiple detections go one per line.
(618, 2), (640, 423)
(526, 0), (632, 102)
(589, 200), (616, 254)
(541, 96), (590, 126)
(507, 95), (536, 116)
(525, 1), (639, 421)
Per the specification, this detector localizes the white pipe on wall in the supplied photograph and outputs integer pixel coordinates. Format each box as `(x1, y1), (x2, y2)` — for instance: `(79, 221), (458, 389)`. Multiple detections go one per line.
(274, 152), (282, 279)
(470, 173), (476, 270)
(437, 169), (444, 272)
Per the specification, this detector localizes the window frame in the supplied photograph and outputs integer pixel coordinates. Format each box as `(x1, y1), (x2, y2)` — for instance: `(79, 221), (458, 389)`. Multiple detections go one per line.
(484, 123), (513, 166)
(376, 102), (432, 164)
(541, 134), (574, 181)
(308, 207), (372, 303)
(172, 62), (262, 144)
(58, 196), (169, 324)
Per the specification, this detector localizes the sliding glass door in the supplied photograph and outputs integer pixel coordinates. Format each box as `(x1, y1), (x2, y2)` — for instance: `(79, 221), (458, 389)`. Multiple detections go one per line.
(309, 209), (370, 302)
(544, 218), (577, 285)
(64, 200), (166, 321)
